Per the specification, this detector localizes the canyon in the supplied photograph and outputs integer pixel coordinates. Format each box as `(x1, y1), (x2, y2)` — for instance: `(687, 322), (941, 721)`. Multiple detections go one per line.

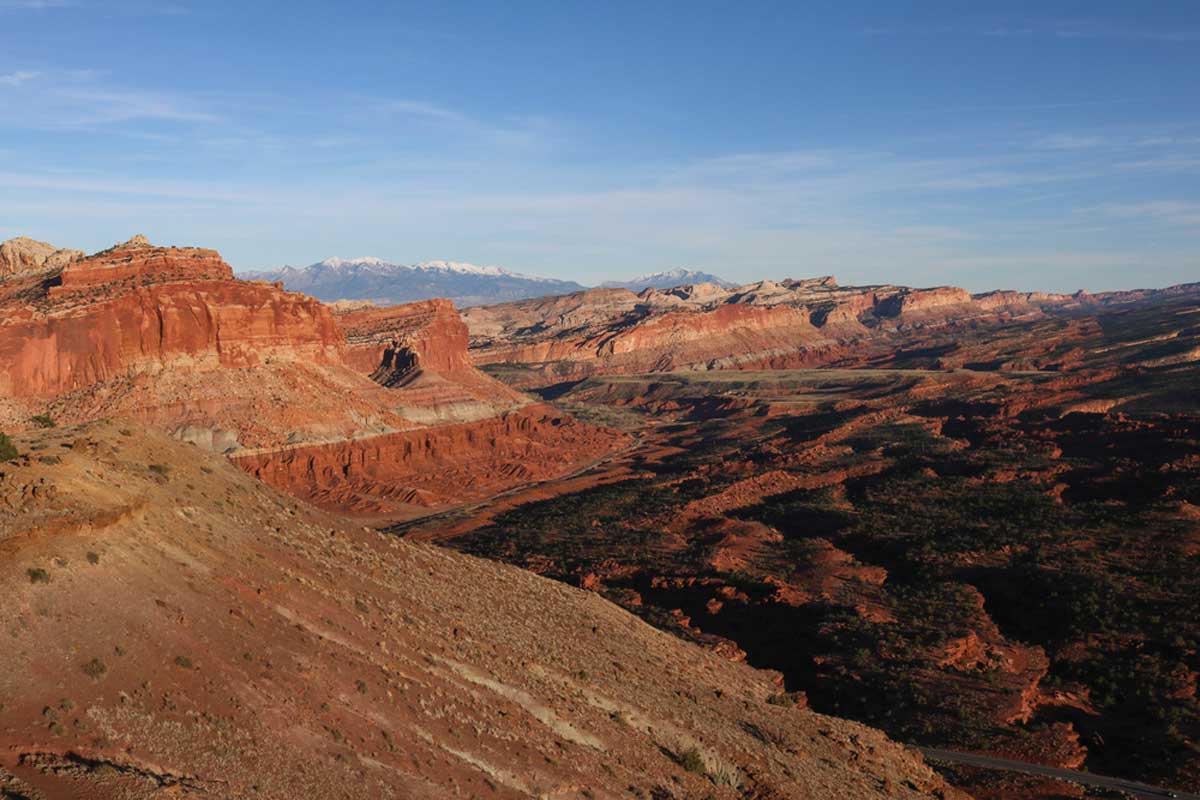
(0, 420), (960, 799)
(2, 233), (1197, 799)
(437, 281), (1200, 799)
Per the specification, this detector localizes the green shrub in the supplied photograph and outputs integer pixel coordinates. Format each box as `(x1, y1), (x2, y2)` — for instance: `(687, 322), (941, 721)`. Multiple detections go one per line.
(27, 567), (50, 584)
(676, 747), (706, 774)
(149, 463), (171, 477)
(30, 414), (55, 429)
(0, 432), (17, 461)
(81, 658), (107, 680)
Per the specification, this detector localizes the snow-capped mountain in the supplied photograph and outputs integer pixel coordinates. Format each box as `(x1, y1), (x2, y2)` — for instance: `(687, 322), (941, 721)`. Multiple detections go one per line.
(241, 258), (585, 308)
(601, 268), (736, 291)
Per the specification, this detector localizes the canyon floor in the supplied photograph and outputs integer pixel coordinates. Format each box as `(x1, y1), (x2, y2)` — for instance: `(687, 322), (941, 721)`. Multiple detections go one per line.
(0, 420), (964, 800)
(399, 294), (1200, 799)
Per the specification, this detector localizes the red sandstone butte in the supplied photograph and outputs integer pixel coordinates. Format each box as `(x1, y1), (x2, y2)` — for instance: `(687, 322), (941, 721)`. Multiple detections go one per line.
(0, 235), (627, 515)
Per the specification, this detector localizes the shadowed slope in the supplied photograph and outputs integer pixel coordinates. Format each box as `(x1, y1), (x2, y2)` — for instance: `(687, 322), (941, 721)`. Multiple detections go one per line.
(0, 421), (961, 799)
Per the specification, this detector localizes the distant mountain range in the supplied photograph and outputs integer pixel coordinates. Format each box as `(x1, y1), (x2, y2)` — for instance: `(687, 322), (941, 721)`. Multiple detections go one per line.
(600, 268), (737, 290)
(241, 258), (585, 308)
(241, 259), (736, 307)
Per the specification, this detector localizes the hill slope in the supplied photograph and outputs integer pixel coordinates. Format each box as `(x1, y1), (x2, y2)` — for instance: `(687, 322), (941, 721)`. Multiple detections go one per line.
(0, 420), (962, 799)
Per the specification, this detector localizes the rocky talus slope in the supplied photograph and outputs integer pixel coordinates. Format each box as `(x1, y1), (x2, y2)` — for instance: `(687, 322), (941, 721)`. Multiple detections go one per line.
(0, 236), (625, 515)
(0, 421), (964, 799)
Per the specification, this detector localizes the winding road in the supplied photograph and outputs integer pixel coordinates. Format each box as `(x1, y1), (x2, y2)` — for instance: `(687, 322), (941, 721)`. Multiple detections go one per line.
(917, 747), (1198, 799)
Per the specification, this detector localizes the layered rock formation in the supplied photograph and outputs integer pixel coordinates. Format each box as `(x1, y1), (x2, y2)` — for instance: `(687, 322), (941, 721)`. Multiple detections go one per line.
(463, 276), (1152, 386)
(0, 236), (360, 443)
(0, 235), (625, 515)
(2, 273), (345, 399)
(235, 405), (624, 513)
(50, 234), (234, 295)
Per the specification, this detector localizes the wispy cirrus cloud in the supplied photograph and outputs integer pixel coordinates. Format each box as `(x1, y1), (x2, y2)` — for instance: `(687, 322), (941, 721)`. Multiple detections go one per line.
(866, 21), (1200, 44)
(1095, 201), (1200, 228)
(0, 70), (39, 86)
(0, 70), (218, 127)
(0, 0), (189, 12)
(382, 99), (469, 124)
(1049, 26), (1200, 43)
(1035, 134), (1107, 150)
(0, 0), (78, 9)
(352, 95), (556, 151)
(45, 87), (217, 125)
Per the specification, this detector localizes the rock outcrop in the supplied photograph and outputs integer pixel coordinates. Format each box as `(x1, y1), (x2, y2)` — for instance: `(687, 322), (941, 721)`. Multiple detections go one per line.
(338, 298), (478, 377)
(464, 274), (1188, 387)
(0, 235), (626, 515)
(50, 234), (233, 296)
(0, 236), (82, 278)
(1, 279), (345, 398)
(235, 405), (626, 513)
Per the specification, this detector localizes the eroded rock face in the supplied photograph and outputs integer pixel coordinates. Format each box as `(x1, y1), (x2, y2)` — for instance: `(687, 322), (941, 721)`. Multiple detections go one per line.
(234, 405), (629, 514)
(464, 275), (1197, 388)
(0, 235), (626, 515)
(335, 298), (528, 423)
(0, 236), (83, 278)
(337, 298), (475, 376)
(464, 277), (1064, 384)
(1, 280), (345, 398)
(51, 235), (234, 296)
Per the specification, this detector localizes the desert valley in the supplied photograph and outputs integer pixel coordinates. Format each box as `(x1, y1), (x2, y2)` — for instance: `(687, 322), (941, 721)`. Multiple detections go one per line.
(0, 233), (1196, 799)
(6, 2), (1199, 797)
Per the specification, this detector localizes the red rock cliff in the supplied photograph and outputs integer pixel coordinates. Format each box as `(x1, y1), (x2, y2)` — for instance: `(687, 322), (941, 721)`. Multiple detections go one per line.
(0, 235), (626, 515)
(336, 298), (473, 376)
(50, 235), (234, 297)
(234, 404), (628, 513)
(1, 280), (345, 397)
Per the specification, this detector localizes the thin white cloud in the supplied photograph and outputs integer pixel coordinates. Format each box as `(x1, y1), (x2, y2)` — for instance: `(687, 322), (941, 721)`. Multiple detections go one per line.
(1116, 156), (1200, 172)
(369, 97), (553, 151)
(1052, 27), (1200, 43)
(0, 70), (219, 127)
(0, 0), (189, 12)
(0, 0), (77, 8)
(1096, 201), (1200, 227)
(1035, 134), (1107, 150)
(383, 99), (469, 123)
(866, 21), (1200, 44)
(0, 70), (39, 86)
(46, 88), (217, 125)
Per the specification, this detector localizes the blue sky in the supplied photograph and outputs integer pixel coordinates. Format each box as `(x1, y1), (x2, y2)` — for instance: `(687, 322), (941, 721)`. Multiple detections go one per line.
(0, 0), (1197, 291)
